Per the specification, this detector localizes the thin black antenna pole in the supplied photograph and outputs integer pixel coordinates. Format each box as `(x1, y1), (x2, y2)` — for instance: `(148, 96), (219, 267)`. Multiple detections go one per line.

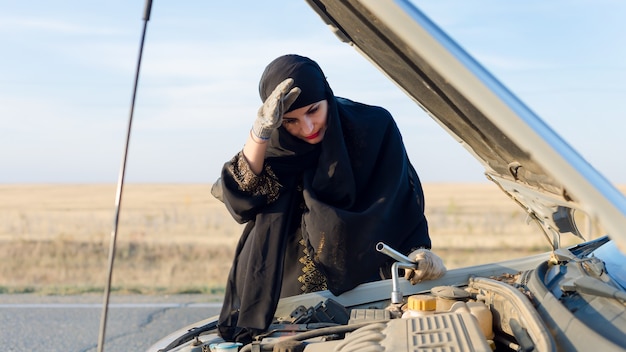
(97, 1), (153, 351)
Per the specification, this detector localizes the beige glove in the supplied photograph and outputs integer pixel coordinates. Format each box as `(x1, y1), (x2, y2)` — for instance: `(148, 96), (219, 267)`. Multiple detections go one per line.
(404, 248), (446, 284)
(252, 78), (301, 140)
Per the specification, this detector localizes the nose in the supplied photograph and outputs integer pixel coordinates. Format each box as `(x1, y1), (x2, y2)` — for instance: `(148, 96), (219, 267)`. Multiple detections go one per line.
(301, 115), (314, 134)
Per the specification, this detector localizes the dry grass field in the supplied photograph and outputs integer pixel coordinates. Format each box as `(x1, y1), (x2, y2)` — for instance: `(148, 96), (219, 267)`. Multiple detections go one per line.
(1, 183), (623, 295)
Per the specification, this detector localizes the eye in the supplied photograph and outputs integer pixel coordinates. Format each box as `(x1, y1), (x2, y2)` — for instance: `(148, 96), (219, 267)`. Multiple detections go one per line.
(282, 118), (297, 125)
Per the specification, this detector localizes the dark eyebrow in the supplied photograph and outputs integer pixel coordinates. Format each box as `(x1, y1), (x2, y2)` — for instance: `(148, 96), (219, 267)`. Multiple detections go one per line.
(306, 103), (320, 113)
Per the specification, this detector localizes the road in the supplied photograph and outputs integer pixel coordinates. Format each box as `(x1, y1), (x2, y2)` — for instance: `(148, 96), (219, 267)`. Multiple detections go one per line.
(0, 294), (222, 352)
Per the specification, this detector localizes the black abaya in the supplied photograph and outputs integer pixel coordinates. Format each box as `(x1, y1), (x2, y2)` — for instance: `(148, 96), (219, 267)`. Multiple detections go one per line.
(212, 55), (430, 343)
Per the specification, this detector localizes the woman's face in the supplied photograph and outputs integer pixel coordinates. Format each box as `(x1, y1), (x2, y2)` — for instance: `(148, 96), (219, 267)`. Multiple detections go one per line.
(282, 100), (328, 144)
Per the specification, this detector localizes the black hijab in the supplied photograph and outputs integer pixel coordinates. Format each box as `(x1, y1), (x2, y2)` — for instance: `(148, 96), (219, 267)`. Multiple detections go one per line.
(217, 55), (430, 342)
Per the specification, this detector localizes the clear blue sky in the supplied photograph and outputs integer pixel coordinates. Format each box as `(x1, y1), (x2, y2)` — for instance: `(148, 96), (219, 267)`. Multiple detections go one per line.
(1, 1), (625, 184)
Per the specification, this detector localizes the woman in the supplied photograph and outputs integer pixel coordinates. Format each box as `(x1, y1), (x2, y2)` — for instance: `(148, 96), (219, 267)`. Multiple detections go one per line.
(211, 54), (445, 343)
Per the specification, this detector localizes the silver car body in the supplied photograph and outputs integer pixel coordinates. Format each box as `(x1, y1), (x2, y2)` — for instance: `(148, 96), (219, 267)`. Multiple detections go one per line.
(147, 1), (626, 351)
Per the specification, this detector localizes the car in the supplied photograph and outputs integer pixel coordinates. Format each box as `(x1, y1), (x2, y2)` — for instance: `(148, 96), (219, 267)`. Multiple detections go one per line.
(145, 0), (626, 351)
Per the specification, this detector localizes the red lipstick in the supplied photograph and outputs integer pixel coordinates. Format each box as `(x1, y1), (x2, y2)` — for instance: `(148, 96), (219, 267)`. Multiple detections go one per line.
(305, 131), (320, 140)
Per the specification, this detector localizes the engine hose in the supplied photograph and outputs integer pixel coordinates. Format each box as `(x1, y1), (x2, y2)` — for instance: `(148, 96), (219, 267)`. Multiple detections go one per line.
(240, 320), (390, 352)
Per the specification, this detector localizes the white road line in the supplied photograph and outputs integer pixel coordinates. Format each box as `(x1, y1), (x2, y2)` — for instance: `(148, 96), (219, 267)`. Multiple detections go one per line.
(0, 302), (222, 309)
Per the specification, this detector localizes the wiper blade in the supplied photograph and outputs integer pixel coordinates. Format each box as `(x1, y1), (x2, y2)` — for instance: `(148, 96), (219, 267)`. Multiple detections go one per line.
(569, 235), (611, 258)
(562, 276), (626, 302)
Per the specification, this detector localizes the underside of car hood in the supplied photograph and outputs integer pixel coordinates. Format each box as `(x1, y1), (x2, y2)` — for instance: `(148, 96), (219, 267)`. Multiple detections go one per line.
(305, 0), (626, 251)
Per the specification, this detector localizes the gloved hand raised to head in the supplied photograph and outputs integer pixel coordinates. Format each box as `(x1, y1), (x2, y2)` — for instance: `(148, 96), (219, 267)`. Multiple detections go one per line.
(252, 78), (301, 140)
(404, 248), (447, 285)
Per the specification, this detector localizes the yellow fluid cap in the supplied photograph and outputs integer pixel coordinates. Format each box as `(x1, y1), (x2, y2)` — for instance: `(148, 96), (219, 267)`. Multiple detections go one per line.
(407, 295), (436, 311)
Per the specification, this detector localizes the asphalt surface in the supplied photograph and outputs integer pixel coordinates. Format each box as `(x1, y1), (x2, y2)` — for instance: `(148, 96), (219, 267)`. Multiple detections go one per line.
(0, 294), (223, 352)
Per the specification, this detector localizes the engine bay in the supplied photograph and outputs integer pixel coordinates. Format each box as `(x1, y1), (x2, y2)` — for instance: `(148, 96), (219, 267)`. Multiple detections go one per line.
(157, 238), (626, 352)
(170, 272), (547, 352)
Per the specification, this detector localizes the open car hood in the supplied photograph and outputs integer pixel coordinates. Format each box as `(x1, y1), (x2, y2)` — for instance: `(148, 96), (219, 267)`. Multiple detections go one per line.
(305, 0), (626, 252)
